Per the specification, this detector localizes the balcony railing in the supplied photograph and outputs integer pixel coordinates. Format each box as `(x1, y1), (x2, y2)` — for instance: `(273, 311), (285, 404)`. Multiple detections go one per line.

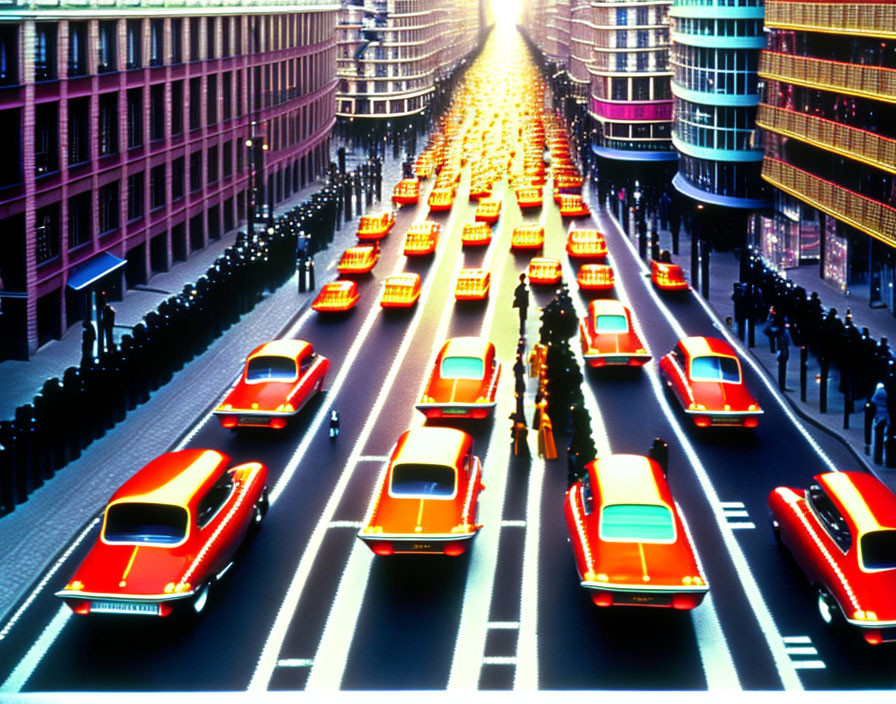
(757, 103), (896, 175)
(759, 51), (896, 104)
(765, 2), (896, 39)
(762, 156), (896, 247)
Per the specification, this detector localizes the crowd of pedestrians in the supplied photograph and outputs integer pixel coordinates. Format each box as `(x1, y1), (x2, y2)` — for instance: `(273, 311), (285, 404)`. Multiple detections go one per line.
(0, 159), (388, 517)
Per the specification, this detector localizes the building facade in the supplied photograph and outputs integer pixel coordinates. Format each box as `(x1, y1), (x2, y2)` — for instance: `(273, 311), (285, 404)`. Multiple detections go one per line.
(669, 0), (767, 217)
(0, 0), (338, 360)
(588, 0), (676, 163)
(756, 0), (896, 305)
(334, 0), (481, 120)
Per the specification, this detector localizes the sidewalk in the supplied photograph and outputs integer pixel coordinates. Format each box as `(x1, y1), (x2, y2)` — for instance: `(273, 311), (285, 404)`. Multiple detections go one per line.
(592, 189), (896, 495)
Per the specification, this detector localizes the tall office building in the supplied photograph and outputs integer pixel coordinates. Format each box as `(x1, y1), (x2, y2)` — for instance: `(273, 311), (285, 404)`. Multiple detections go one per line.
(670, 0), (767, 232)
(757, 0), (896, 305)
(0, 1), (338, 360)
(335, 0), (481, 121)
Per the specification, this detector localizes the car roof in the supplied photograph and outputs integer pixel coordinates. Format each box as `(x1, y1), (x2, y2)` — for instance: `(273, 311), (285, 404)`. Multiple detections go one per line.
(394, 427), (471, 466)
(441, 336), (492, 359)
(109, 449), (229, 510)
(325, 280), (357, 292)
(817, 471), (896, 535)
(679, 336), (737, 358)
(248, 339), (311, 360)
(588, 299), (628, 318)
(591, 454), (668, 508)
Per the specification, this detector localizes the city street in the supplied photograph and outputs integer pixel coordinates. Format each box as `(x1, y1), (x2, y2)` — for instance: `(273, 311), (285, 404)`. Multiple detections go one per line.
(1, 24), (894, 697)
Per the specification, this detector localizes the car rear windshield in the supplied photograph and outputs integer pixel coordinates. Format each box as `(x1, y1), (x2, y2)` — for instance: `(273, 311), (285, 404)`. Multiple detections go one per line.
(600, 504), (675, 542)
(690, 355), (741, 383)
(861, 530), (896, 570)
(595, 315), (628, 333)
(247, 355), (297, 382)
(390, 463), (456, 498)
(104, 502), (188, 544)
(441, 356), (485, 380)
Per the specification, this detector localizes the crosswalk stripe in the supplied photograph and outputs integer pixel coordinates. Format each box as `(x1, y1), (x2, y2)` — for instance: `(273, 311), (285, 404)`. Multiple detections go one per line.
(783, 636), (812, 644)
(277, 659), (313, 668)
(785, 647), (818, 656)
(358, 455), (389, 462)
(728, 522), (756, 530)
(792, 660), (826, 670)
(720, 501), (745, 509)
(488, 622), (519, 630)
(483, 656), (517, 665)
(328, 521), (363, 529)
(723, 510), (749, 518)
(501, 520), (526, 528)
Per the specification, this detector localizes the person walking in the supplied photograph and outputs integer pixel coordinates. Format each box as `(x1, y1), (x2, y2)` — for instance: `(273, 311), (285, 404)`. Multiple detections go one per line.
(513, 273), (529, 337)
(101, 302), (116, 354)
(80, 320), (96, 366)
(329, 409), (340, 439)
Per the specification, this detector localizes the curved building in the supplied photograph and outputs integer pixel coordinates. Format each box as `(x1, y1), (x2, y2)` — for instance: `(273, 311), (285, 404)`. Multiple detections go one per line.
(669, 0), (767, 209)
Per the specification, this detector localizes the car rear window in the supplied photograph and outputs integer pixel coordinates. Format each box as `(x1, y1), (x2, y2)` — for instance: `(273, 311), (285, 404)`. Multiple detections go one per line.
(390, 463), (456, 498)
(247, 355), (297, 382)
(690, 355), (741, 383)
(441, 356), (485, 380)
(104, 502), (188, 544)
(595, 315), (628, 333)
(600, 504), (675, 542)
(861, 530), (896, 570)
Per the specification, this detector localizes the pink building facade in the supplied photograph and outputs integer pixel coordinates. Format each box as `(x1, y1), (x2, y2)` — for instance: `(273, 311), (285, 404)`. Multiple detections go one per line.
(0, 1), (338, 360)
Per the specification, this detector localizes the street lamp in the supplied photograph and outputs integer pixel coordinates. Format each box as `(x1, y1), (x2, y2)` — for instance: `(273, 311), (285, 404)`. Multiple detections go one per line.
(245, 122), (269, 235)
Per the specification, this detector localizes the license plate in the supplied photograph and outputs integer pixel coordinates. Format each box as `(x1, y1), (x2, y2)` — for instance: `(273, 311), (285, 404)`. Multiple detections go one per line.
(613, 592), (672, 606)
(710, 416), (742, 426)
(91, 600), (160, 616)
(238, 415), (271, 426)
(442, 408), (468, 415)
(602, 356), (628, 365)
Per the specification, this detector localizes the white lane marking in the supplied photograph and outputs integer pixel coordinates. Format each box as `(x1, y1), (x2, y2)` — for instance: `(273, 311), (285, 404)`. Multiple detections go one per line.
(783, 635), (812, 644)
(447, 377), (516, 690)
(282, 307), (315, 342)
(610, 227), (743, 691)
(514, 454), (544, 692)
(249, 197), (458, 692)
(328, 521), (363, 529)
(728, 523), (757, 530)
(785, 646), (819, 656)
(792, 660), (826, 670)
(721, 501), (745, 509)
(277, 659), (313, 668)
(484, 656), (517, 665)
(489, 622), (520, 629)
(326, 260), (336, 271)
(501, 520), (526, 528)
(723, 510), (750, 518)
(1, 606), (70, 693)
(357, 455), (389, 462)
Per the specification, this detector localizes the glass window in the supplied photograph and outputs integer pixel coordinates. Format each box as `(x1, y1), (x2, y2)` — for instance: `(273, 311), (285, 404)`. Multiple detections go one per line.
(246, 355), (297, 381)
(690, 355), (741, 383)
(104, 502), (188, 544)
(595, 314), (628, 333)
(68, 22), (87, 77)
(440, 356), (485, 380)
(197, 474), (233, 528)
(600, 504), (675, 542)
(126, 19), (141, 69)
(150, 19), (164, 66)
(390, 463), (456, 498)
(860, 530), (896, 570)
(807, 483), (852, 552)
(34, 23), (56, 81)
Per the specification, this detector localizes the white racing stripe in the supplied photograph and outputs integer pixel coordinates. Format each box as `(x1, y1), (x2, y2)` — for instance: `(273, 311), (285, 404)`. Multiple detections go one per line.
(1, 606), (70, 693)
(514, 452), (544, 691)
(605, 207), (799, 691)
(250, 181), (459, 692)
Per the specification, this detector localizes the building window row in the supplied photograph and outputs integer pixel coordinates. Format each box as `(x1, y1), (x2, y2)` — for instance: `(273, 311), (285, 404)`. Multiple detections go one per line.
(671, 18), (763, 39)
(672, 46), (760, 95)
(675, 105), (758, 152)
(594, 74), (672, 101)
(591, 5), (667, 28)
(765, 29), (896, 70)
(593, 28), (669, 50)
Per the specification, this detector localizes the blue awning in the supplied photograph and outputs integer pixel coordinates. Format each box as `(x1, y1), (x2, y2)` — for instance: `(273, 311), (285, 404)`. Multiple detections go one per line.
(67, 252), (126, 292)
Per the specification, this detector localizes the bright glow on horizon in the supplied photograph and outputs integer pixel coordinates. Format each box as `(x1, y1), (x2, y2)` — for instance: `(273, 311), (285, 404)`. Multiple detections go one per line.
(490, 0), (521, 28)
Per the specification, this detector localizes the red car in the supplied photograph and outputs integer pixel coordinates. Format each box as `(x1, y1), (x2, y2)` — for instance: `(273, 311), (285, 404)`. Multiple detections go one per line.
(380, 273), (422, 308)
(511, 224), (544, 252)
(337, 244), (378, 275)
(651, 259), (688, 292)
(462, 222), (492, 247)
(579, 300), (650, 368)
(428, 187), (455, 212)
(658, 336), (762, 428)
(358, 427), (484, 556)
(565, 454), (708, 609)
(214, 340), (329, 430)
(455, 268), (491, 301)
(475, 198), (502, 224)
(769, 471), (896, 645)
(392, 178), (421, 205)
(576, 264), (614, 292)
(515, 187), (543, 209)
(416, 337), (501, 420)
(356, 212), (395, 240)
(527, 257), (562, 285)
(311, 280), (361, 313)
(57, 449), (268, 618)
(559, 194), (590, 218)
(404, 221), (440, 256)
(566, 229), (608, 261)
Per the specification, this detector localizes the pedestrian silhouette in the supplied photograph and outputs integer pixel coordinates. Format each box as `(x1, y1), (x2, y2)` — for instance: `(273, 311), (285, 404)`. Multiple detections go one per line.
(101, 303), (116, 353)
(80, 320), (96, 366)
(329, 409), (340, 439)
(513, 273), (529, 336)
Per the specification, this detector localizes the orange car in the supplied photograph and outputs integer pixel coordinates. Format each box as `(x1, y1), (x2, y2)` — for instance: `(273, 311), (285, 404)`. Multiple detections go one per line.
(356, 212), (395, 240)
(579, 300), (650, 368)
(577, 263), (615, 291)
(527, 257), (562, 285)
(57, 449), (268, 618)
(565, 454), (708, 610)
(511, 224), (544, 252)
(380, 273), (422, 308)
(358, 427), (485, 556)
(515, 187), (543, 209)
(455, 268), (491, 301)
(462, 222), (492, 247)
(559, 194), (590, 218)
(417, 337), (501, 419)
(337, 244), (378, 275)
(214, 340), (329, 429)
(469, 180), (493, 200)
(566, 229), (608, 261)
(475, 198), (502, 224)
(428, 187), (455, 212)
(392, 178), (421, 205)
(651, 259), (688, 292)
(403, 221), (440, 256)
(311, 280), (360, 312)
